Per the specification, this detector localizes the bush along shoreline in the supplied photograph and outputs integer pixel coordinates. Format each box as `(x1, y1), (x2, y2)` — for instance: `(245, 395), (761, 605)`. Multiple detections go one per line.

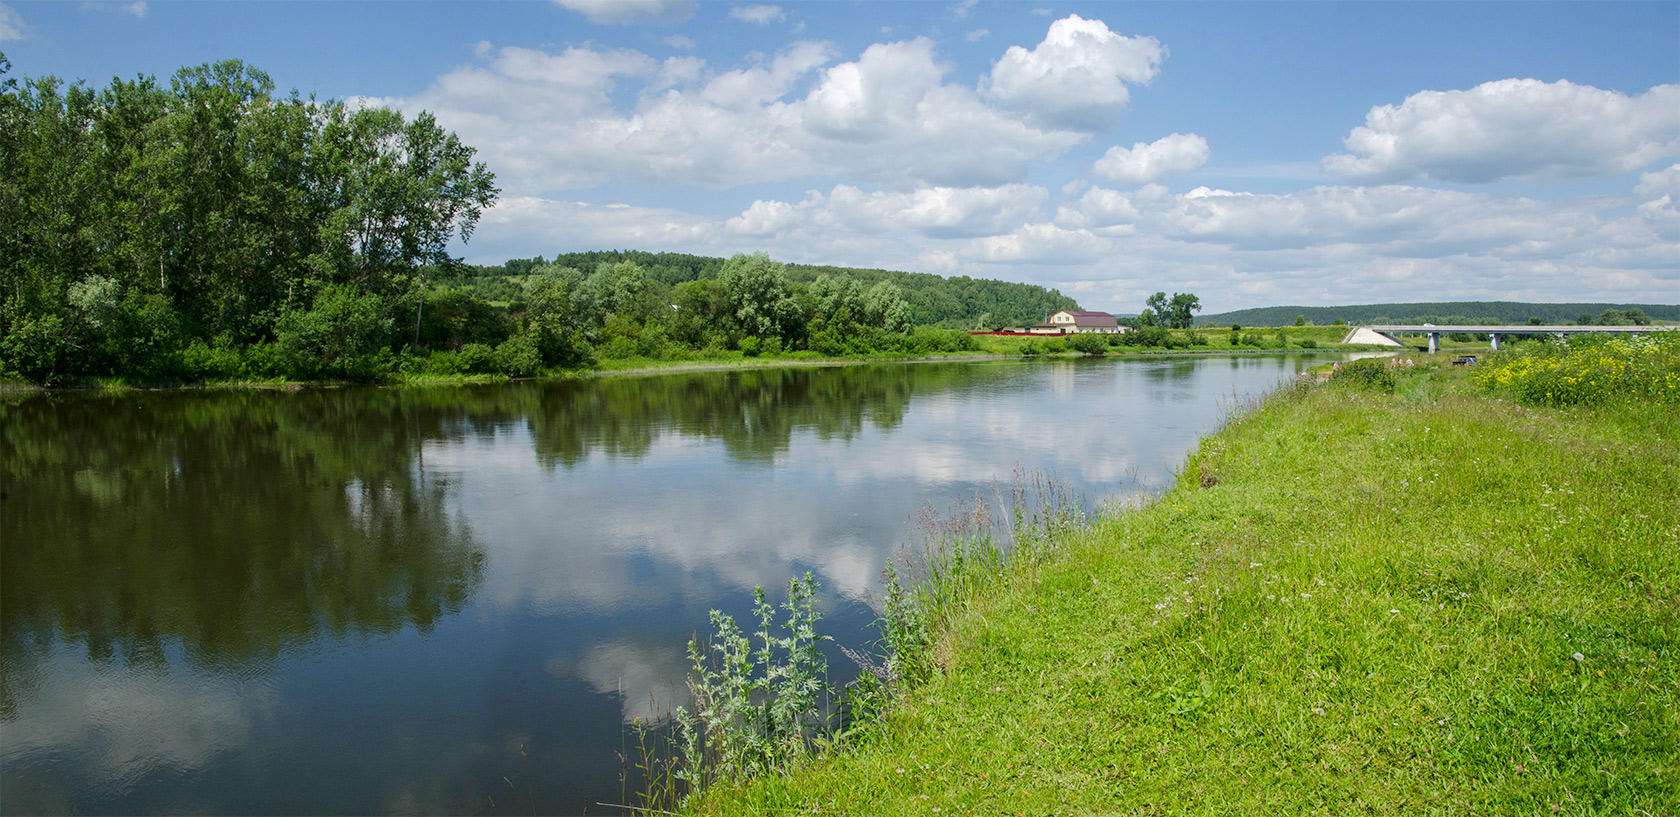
(644, 335), (1677, 815)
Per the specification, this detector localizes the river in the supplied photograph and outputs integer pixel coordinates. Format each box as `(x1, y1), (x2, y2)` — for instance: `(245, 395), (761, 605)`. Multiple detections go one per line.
(1, 354), (1340, 814)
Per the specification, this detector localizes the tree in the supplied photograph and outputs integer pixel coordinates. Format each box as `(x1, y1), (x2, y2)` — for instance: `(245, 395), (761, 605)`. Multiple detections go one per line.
(1140, 291), (1201, 329)
(521, 265), (592, 366)
(720, 253), (802, 344)
(863, 281), (912, 334)
(1167, 292), (1202, 329)
(1144, 292), (1169, 326)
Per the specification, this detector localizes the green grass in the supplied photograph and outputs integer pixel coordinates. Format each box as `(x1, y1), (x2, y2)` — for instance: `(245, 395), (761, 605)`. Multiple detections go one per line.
(691, 365), (1678, 815)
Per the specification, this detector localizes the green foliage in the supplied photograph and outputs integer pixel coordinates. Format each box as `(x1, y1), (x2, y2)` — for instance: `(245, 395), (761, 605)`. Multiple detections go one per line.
(1144, 291), (1202, 329)
(670, 574), (833, 803)
(720, 253), (802, 344)
(485, 251), (1079, 329)
(1120, 324), (1176, 348)
(412, 288), (512, 351)
(1329, 357), (1398, 392)
(1068, 333), (1108, 355)
(1594, 307), (1651, 326)
(0, 58), (496, 384)
(274, 285), (393, 380)
(1473, 331), (1680, 406)
(1, 315), (70, 384)
(492, 334), (540, 377)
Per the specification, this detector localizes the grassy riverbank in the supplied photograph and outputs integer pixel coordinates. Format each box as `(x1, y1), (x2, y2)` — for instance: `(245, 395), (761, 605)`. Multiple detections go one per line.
(693, 362), (1678, 814)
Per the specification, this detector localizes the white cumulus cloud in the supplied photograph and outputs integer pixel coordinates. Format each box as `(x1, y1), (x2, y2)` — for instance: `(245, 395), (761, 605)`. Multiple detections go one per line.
(470, 196), (716, 258)
(962, 222), (1110, 264)
(826, 183), (1047, 239)
(1635, 163), (1680, 200)
(985, 14), (1164, 131)
(551, 0), (694, 25)
(1324, 79), (1680, 184)
(1093, 133), (1209, 185)
(725, 196), (819, 237)
(730, 4), (784, 25)
(379, 32), (1090, 193)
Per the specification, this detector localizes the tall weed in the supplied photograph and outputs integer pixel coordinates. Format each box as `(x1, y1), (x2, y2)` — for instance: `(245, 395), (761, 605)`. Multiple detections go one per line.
(628, 472), (1090, 813)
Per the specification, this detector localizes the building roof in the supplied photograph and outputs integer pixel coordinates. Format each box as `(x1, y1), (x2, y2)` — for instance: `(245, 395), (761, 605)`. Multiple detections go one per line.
(1058, 310), (1120, 328)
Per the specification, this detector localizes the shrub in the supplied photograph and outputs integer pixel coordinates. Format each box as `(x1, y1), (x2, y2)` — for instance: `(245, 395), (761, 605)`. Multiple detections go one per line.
(494, 334), (540, 377)
(422, 350), (467, 375)
(738, 336), (763, 357)
(180, 339), (242, 380)
(274, 285), (393, 380)
(2, 315), (71, 383)
(1068, 333), (1107, 355)
(1122, 325), (1171, 348)
(458, 342), (497, 374)
(1330, 357), (1398, 393)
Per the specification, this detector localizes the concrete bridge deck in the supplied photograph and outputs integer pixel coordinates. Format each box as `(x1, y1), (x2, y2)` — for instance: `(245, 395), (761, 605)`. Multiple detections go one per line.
(1346, 324), (1678, 353)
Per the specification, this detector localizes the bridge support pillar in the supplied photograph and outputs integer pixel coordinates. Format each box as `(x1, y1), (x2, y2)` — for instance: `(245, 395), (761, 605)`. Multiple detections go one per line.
(1428, 332), (1440, 354)
(1490, 333), (1501, 352)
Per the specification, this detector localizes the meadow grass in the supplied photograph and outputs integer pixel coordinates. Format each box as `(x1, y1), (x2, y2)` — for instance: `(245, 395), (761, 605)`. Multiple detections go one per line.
(690, 363), (1678, 815)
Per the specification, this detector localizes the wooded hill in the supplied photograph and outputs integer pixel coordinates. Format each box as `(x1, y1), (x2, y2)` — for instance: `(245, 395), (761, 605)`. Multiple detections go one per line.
(456, 251), (1080, 330)
(1198, 301), (1680, 328)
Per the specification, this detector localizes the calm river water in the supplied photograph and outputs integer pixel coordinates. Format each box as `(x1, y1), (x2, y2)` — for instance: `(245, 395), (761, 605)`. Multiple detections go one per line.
(2, 354), (1340, 815)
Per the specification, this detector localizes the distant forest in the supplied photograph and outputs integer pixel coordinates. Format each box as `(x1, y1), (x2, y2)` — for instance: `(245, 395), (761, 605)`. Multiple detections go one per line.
(456, 251), (1080, 329)
(1199, 302), (1680, 328)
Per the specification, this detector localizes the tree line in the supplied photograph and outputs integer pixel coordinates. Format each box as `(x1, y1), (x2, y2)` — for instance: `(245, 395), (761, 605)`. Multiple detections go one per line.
(454, 251), (1082, 331)
(1198, 301), (1675, 329)
(1, 56), (498, 383)
(0, 56), (1089, 384)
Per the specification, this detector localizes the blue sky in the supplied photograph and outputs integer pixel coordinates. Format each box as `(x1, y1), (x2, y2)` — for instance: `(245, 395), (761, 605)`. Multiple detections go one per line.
(4, 1), (1677, 313)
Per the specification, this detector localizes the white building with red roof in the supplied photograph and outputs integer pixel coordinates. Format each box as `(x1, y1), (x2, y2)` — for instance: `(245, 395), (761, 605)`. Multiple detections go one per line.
(1028, 310), (1125, 335)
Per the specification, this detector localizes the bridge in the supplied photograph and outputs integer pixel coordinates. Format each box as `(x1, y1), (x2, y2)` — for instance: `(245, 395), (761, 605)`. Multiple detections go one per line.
(1344, 324), (1679, 354)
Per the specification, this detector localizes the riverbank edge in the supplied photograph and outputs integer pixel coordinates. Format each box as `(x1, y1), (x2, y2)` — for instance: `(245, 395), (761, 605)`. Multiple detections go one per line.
(690, 365), (1678, 814)
(0, 345), (1399, 394)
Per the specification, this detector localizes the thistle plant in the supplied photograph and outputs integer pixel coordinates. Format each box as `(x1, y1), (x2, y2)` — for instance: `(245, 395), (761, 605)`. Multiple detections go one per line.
(669, 573), (832, 805)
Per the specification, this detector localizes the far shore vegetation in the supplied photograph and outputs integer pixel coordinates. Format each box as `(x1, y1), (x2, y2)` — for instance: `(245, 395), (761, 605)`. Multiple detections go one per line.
(618, 332), (1677, 815)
